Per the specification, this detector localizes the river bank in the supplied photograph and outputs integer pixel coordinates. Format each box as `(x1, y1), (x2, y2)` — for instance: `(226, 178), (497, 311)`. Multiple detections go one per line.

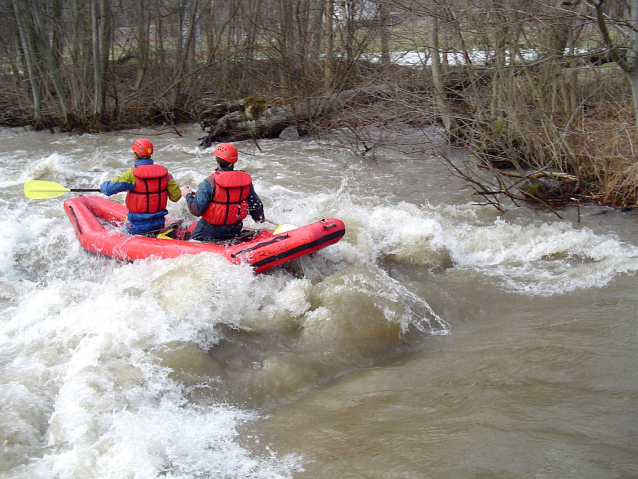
(2, 59), (636, 211)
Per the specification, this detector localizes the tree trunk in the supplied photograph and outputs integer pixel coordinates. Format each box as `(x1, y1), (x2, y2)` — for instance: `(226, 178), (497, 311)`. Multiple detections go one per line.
(134, 0), (151, 90)
(429, 15), (452, 133)
(29, 0), (74, 125)
(91, 0), (111, 120)
(12, 0), (43, 127)
(379, 4), (391, 67)
(310, 0), (326, 61)
(323, 0), (335, 90)
(168, 0), (199, 108)
(276, 0), (295, 95)
(594, 0), (638, 134)
(630, 0), (638, 132)
(68, 0), (88, 113)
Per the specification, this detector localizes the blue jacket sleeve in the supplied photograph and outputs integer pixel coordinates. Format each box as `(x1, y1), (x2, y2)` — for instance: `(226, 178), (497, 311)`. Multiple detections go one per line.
(100, 180), (134, 196)
(248, 185), (265, 222)
(185, 179), (213, 217)
(100, 167), (136, 196)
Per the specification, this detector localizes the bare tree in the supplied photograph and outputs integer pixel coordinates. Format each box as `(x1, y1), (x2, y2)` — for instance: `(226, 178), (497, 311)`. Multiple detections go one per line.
(133, 0), (152, 89)
(593, 0), (638, 132)
(91, 0), (112, 120)
(11, 0), (44, 127)
(323, 0), (336, 88)
(429, 14), (453, 133)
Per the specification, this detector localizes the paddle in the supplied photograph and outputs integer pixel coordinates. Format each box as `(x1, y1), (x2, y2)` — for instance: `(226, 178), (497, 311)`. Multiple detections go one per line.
(23, 180), (101, 199)
(264, 218), (297, 234)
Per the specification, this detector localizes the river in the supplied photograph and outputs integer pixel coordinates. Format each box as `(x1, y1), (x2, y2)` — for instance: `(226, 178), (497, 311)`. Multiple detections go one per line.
(0, 124), (636, 479)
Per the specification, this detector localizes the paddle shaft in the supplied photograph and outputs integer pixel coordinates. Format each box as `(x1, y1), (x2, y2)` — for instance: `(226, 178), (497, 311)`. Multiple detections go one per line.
(23, 180), (101, 199)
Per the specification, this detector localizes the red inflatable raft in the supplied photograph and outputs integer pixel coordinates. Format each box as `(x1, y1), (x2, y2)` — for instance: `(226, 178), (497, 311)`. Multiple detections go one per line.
(63, 195), (345, 274)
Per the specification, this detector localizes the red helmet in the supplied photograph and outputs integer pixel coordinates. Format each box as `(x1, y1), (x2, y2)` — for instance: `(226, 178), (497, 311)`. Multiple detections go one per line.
(213, 143), (238, 163)
(132, 138), (153, 156)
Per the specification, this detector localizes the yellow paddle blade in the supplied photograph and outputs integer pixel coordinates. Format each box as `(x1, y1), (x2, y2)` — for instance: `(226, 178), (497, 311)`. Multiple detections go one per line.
(273, 224), (296, 234)
(23, 180), (70, 199)
(156, 228), (175, 240)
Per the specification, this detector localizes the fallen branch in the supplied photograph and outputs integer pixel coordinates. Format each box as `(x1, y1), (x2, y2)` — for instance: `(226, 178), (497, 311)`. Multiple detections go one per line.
(478, 164), (579, 182)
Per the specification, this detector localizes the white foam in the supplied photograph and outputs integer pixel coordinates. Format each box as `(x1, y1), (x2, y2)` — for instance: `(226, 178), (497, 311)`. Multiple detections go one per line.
(289, 191), (638, 295)
(1, 254), (303, 478)
(442, 217), (638, 295)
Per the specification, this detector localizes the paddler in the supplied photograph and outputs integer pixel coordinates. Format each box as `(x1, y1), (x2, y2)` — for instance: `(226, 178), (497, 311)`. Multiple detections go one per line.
(100, 138), (182, 234)
(180, 143), (265, 241)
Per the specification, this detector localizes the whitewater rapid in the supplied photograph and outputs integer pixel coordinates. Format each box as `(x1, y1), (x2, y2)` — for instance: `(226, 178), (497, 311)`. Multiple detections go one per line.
(1, 126), (636, 478)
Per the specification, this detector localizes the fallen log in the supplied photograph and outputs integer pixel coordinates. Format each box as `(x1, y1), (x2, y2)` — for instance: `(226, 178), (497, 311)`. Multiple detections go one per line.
(197, 84), (402, 148)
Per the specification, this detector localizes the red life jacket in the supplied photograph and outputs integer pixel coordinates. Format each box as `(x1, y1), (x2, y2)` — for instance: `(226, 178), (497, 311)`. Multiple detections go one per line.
(125, 164), (169, 214)
(202, 170), (252, 225)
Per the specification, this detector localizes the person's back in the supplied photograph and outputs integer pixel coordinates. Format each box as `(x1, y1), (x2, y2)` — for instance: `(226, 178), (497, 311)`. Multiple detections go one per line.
(181, 143), (264, 241)
(100, 138), (181, 234)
